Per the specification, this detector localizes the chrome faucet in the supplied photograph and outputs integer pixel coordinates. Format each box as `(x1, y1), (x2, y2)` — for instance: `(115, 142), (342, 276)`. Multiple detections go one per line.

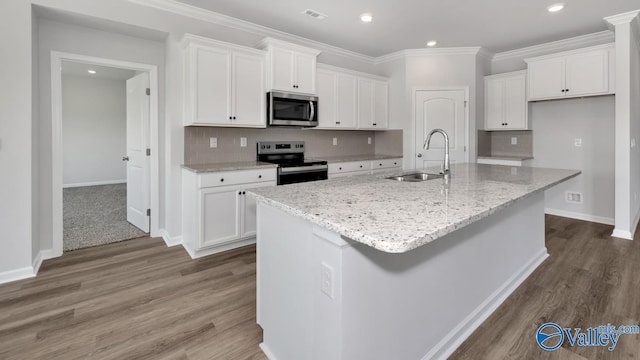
(424, 129), (450, 177)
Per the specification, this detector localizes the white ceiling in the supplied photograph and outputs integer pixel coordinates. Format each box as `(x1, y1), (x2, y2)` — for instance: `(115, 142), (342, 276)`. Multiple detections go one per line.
(175, 0), (639, 56)
(61, 61), (137, 81)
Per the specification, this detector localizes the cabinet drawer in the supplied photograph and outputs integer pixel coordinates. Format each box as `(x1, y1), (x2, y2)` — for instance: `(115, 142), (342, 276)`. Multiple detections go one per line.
(328, 161), (370, 174)
(372, 158), (402, 170)
(199, 168), (277, 188)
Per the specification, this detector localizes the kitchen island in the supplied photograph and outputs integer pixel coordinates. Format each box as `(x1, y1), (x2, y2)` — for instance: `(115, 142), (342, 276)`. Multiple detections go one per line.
(249, 164), (580, 360)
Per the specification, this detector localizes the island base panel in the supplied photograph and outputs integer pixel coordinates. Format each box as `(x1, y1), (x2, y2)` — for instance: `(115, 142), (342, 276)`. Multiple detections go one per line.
(257, 192), (547, 360)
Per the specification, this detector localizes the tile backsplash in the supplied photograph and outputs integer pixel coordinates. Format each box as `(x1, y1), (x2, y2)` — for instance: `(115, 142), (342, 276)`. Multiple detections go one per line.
(184, 127), (403, 164)
(477, 130), (533, 158)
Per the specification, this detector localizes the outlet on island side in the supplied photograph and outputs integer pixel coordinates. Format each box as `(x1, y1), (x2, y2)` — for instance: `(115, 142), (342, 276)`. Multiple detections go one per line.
(566, 191), (583, 204)
(321, 262), (334, 299)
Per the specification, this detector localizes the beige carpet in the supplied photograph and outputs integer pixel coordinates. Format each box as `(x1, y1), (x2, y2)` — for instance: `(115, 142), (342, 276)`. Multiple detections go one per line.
(63, 183), (148, 251)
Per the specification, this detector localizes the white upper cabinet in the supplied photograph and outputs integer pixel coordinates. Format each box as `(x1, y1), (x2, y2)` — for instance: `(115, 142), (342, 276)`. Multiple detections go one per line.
(315, 64), (389, 130)
(257, 38), (321, 95)
(183, 34), (266, 127)
(484, 71), (528, 131)
(525, 44), (614, 101)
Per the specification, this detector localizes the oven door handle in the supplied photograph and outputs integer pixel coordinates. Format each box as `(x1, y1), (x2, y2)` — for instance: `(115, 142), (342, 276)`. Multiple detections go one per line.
(279, 165), (327, 174)
(309, 101), (315, 121)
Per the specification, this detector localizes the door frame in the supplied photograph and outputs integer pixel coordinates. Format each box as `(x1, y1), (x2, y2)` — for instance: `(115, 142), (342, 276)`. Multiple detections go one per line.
(50, 51), (160, 257)
(411, 87), (470, 169)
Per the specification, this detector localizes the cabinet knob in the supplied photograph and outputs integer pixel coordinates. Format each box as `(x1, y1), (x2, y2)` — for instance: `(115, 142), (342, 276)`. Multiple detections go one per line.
(561, 89), (566, 92)
(258, 175), (262, 179)
(339, 167), (342, 170)
(360, 165), (363, 168)
(336, 121), (341, 125)
(220, 178), (224, 182)
(379, 163), (383, 166)
(566, 89), (569, 92)
(373, 123), (377, 126)
(394, 162), (397, 165)
(238, 191), (242, 195)
(242, 191), (246, 195)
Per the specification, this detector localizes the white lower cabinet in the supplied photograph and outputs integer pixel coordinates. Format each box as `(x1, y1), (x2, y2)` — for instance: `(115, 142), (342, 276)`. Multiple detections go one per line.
(182, 168), (276, 258)
(328, 158), (403, 178)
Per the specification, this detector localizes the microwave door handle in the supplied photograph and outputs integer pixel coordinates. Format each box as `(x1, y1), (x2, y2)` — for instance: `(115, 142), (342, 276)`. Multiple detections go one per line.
(309, 101), (315, 121)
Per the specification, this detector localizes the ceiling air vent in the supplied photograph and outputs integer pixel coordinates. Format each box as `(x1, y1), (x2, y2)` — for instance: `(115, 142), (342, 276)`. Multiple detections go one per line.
(302, 9), (328, 20)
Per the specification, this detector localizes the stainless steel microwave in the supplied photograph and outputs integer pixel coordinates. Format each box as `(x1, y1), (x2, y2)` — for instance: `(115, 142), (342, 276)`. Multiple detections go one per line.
(267, 91), (318, 127)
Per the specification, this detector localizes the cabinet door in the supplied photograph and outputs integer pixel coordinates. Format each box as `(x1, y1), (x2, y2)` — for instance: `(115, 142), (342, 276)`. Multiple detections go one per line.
(336, 74), (358, 128)
(294, 53), (316, 94)
(358, 78), (374, 128)
(373, 81), (389, 129)
(316, 70), (338, 128)
(232, 53), (265, 127)
(271, 48), (294, 91)
(503, 75), (527, 129)
(200, 186), (241, 248)
(565, 50), (608, 97)
(528, 58), (565, 100)
(241, 182), (273, 238)
(193, 47), (231, 124)
(484, 78), (504, 130)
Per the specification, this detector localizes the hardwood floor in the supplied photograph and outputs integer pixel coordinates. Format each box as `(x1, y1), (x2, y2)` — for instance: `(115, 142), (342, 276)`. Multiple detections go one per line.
(0, 238), (267, 360)
(0, 215), (638, 359)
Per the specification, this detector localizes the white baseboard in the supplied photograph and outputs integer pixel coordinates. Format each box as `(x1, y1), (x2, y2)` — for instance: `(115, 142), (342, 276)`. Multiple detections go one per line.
(544, 208), (614, 225)
(612, 229), (633, 240)
(424, 249), (549, 360)
(259, 343), (277, 360)
(40, 249), (56, 260)
(63, 179), (126, 188)
(159, 229), (183, 247)
(0, 266), (35, 285)
(32, 252), (43, 275)
(183, 237), (256, 259)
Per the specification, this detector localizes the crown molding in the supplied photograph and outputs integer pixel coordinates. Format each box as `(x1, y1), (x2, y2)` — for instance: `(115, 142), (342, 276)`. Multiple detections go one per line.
(492, 31), (614, 62)
(374, 47), (484, 64)
(127, 0), (376, 64)
(604, 9), (640, 27)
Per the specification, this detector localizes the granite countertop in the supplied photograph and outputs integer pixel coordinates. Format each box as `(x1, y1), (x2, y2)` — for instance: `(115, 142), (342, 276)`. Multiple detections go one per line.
(477, 155), (534, 161)
(182, 161), (278, 173)
(310, 154), (403, 163)
(248, 163), (580, 253)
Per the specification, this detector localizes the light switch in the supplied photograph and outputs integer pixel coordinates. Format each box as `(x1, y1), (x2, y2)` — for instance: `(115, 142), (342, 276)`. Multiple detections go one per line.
(574, 138), (582, 147)
(209, 137), (217, 148)
(240, 137), (247, 147)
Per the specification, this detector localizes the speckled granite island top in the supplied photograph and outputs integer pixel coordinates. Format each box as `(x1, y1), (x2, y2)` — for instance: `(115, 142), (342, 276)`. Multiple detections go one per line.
(248, 164), (580, 253)
(181, 161), (278, 173)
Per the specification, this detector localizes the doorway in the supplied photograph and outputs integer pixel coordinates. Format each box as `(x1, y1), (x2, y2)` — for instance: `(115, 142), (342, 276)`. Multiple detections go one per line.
(51, 52), (159, 256)
(413, 88), (469, 169)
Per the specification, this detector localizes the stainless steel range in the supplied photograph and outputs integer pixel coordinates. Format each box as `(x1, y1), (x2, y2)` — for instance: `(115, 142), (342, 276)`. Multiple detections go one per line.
(257, 141), (328, 185)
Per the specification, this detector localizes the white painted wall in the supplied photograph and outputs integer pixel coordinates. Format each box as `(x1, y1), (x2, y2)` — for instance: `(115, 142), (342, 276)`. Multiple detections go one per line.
(630, 19), (640, 235)
(492, 44), (617, 224)
(32, 9), (41, 262)
(0, 0), (34, 277)
(62, 75), (127, 186)
(37, 18), (166, 252)
(530, 97), (615, 223)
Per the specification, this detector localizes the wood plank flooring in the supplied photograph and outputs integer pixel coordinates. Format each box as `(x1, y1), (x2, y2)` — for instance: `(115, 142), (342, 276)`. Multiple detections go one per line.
(0, 215), (638, 359)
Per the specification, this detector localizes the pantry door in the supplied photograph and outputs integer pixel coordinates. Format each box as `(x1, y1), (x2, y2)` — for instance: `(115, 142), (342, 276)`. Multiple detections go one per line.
(414, 89), (468, 170)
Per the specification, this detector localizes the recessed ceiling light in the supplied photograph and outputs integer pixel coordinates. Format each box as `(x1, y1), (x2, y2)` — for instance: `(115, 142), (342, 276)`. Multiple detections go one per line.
(360, 13), (373, 23)
(426, 40), (437, 47)
(547, 3), (564, 13)
(87, 70), (97, 74)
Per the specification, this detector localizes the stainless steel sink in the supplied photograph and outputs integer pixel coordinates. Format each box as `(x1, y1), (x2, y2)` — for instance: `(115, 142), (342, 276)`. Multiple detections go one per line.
(385, 172), (444, 182)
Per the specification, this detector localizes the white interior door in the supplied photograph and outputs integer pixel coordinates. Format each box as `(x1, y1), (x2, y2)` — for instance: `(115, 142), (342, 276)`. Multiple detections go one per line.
(125, 72), (150, 233)
(414, 90), (467, 170)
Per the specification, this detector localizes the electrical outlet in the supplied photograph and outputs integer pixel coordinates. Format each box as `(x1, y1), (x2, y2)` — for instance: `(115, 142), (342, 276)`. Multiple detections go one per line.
(240, 137), (247, 147)
(566, 191), (583, 204)
(511, 137), (518, 145)
(368, 137), (372, 145)
(574, 138), (582, 147)
(321, 262), (334, 299)
(333, 137), (338, 146)
(209, 137), (218, 148)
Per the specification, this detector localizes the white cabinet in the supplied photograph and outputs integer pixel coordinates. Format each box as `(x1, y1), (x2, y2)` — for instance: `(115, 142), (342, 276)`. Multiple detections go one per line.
(525, 44), (614, 101)
(182, 167), (277, 258)
(484, 71), (528, 131)
(358, 79), (389, 129)
(183, 34), (266, 127)
(257, 38), (321, 95)
(328, 158), (402, 178)
(316, 64), (389, 130)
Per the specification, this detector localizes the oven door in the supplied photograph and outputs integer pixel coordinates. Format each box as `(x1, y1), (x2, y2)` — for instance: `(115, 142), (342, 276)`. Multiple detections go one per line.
(278, 166), (328, 185)
(268, 92), (318, 127)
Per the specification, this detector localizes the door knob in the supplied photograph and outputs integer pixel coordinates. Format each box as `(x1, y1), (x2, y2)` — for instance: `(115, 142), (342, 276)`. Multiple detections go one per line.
(122, 156), (130, 161)
(417, 153), (423, 158)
